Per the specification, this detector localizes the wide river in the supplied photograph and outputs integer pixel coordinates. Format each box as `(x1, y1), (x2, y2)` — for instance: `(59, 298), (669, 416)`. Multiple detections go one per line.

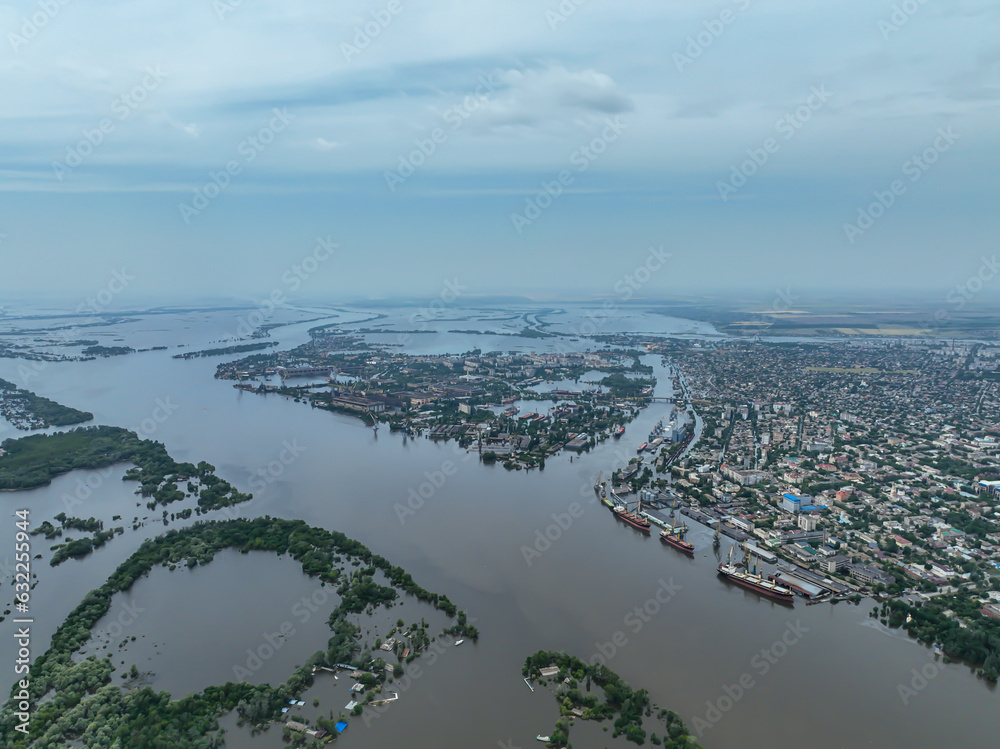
(0, 304), (996, 748)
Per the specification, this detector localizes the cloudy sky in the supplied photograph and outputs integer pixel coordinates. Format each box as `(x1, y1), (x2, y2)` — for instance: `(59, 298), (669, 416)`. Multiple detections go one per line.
(1, 0), (998, 307)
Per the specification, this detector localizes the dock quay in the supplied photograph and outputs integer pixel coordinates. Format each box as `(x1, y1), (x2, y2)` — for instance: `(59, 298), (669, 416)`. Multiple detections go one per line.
(680, 507), (717, 525)
(640, 512), (687, 532)
(718, 523), (748, 541)
(777, 563), (851, 595)
(770, 571), (825, 598)
(744, 543), (777, 564)
(679, 507), (748, 540)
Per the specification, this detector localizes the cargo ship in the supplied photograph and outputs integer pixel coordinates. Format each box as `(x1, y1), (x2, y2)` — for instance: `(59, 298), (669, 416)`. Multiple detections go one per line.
(612, 496), (651, 533)
(660, 527), (694, 554)
(606, 489), (619, 511)
(614, 426), (625, 438)
(600, 481), (615, 509)
(717, 547), (794, 603)
(648, 418), (663, 440)
(637, 442), (647, 453)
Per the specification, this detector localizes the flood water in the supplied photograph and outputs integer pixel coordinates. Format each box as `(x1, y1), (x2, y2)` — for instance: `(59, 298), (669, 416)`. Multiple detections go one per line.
(0, 304), (997, 748)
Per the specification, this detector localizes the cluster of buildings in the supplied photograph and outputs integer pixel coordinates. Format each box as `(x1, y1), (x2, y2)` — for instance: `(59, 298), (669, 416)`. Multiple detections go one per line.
(0, 390), (51, 429)
(651, 338), (1000, 605)
(220, 334), (653, 469)
(224, 327), (1000, 613)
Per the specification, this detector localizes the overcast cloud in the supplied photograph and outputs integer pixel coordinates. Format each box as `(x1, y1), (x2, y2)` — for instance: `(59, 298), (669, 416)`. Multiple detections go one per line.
(0, 0), (998, 304)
